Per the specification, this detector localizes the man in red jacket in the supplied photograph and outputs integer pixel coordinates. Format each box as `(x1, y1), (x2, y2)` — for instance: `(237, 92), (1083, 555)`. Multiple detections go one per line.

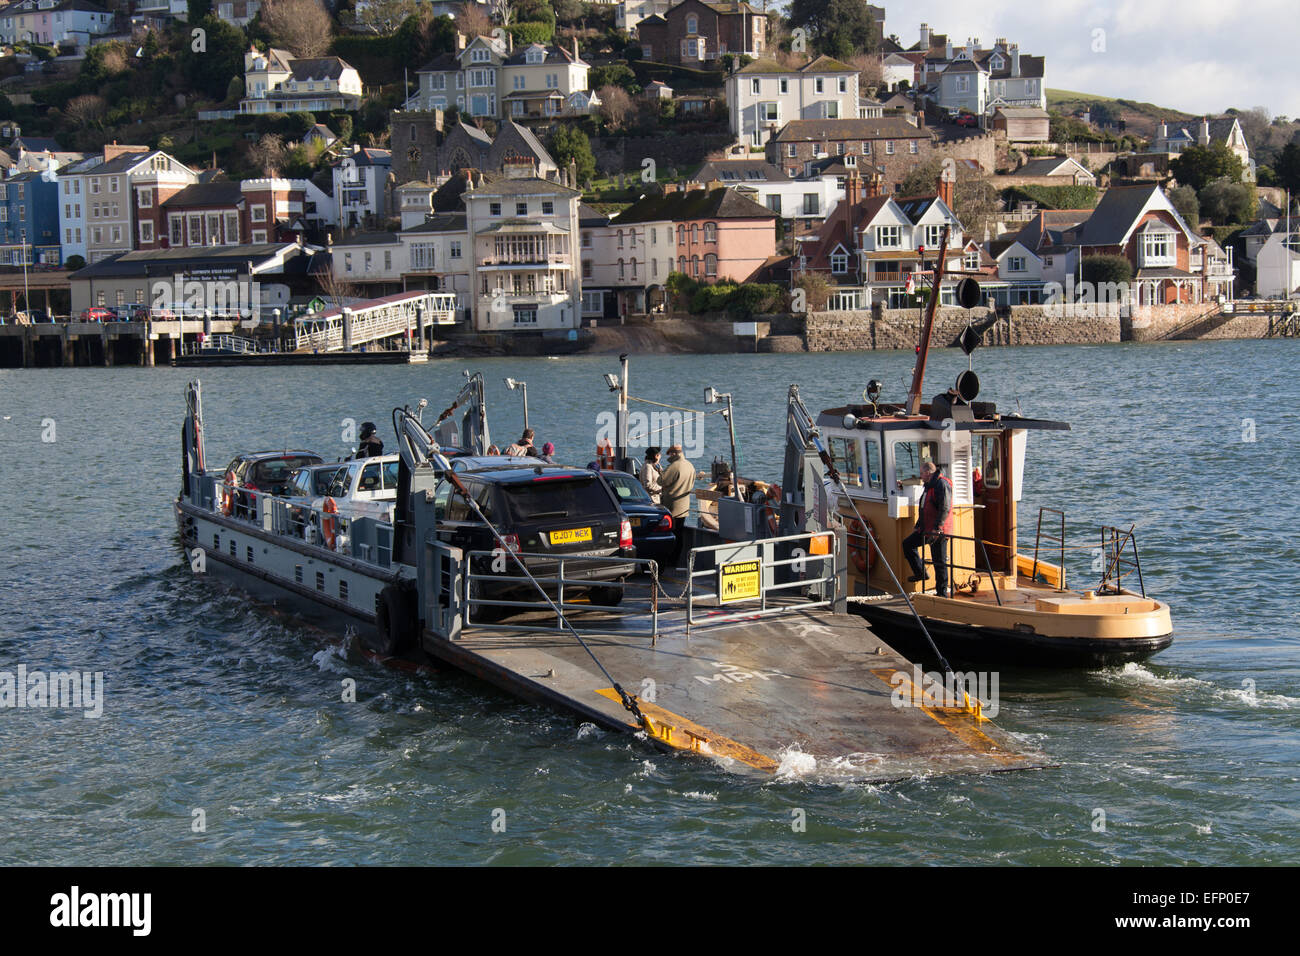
(903, 461), (953, 597)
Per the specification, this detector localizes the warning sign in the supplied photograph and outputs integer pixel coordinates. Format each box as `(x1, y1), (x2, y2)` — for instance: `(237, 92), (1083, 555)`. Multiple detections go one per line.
(718, 560), (760, 604)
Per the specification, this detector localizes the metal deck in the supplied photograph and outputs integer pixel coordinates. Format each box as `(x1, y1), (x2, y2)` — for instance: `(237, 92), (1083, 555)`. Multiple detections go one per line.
(420, 573), (1046, 782)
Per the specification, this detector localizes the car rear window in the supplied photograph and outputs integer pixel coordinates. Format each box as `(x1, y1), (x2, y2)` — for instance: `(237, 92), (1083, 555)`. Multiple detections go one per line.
(252, 456), (319, 485)
(502, 477), (615, 523)
(606, 474), (652, 504)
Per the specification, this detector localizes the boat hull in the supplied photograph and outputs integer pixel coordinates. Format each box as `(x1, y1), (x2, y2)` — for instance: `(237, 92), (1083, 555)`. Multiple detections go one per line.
(175, 500), (395, 643)
(850, 600), (1173, 669)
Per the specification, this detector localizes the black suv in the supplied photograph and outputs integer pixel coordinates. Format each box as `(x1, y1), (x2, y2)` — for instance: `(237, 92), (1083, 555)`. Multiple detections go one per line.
(434, 463), (635, 612)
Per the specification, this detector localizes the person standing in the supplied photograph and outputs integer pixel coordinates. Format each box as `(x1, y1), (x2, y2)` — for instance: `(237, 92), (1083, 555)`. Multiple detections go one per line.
(504, 428), (534, 457)
(639, 446), (663, 503)
(354, 422), (383, 459)
(903, 461), (953, 598)
(658, 445), (697, 565)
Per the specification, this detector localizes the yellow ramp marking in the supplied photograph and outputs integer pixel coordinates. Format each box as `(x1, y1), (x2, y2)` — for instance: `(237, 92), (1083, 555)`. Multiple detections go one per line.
(594, 688), (778, 773)
(869, 668), (1025, 764)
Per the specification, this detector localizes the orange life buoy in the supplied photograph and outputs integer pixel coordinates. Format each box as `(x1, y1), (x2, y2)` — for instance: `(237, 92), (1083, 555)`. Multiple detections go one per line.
(221, 470), (236, 516)
(321, 497), (338, 550)
(764, 483), (782, 535)
(846, 516), (876, 575)
(596, 438), (616, 470)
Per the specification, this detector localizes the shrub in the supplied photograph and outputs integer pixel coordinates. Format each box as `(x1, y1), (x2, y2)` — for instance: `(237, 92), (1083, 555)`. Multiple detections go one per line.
(1080, 254), (1133, 287)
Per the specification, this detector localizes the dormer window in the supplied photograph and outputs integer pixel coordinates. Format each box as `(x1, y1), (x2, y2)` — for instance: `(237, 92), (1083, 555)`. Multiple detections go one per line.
(526, 47), (544, 64)
(471, 48), (490, 63)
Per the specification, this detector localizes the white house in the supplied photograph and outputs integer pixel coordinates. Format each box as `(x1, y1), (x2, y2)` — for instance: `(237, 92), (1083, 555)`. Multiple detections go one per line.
(239, 47), (364, 115)
(56, 154), (100, 262)
(726, 55), (860, 148)
(1256, 230), (1300, 298)
(926, 37), (1045, 117)
(333, 147), (392, 228)
(0, 0), (115, 50)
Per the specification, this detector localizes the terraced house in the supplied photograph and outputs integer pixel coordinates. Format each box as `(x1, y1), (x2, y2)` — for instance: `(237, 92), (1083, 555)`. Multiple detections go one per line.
(0, 0), (114, 50)
(239, 46), (363, 115)
(726, 56), (860, 148)
(766, 116), (934, 194)
(0, 169), (60, 266)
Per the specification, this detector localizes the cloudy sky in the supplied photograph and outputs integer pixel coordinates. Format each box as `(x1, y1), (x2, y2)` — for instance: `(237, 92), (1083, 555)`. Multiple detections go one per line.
(871, 2), (1300, 119)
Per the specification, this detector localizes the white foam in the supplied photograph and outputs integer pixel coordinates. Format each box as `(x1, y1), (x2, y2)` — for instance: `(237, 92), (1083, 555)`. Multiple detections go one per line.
(311, 647), (349, 674)
(774, 746), (817, 778)
(682, 791), (717, 801)
(575, 722), (598, 740)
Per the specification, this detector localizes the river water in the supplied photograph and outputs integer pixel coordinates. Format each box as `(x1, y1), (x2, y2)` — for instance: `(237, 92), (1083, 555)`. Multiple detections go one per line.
(1, 340), (1297, 865)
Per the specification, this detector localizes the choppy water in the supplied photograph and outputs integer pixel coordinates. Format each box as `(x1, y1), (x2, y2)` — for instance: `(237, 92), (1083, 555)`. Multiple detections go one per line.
(1, 340), (1297, 865)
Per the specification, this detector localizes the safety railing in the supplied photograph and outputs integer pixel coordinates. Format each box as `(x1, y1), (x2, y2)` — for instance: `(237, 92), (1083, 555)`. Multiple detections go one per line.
(462, 550), (660, 639)
(685, 529), (841, 633)
(1031, 506), (1067, 591)
(209, 480), (396, 569)
(896, 529), (1006, 606)
(1098, 524), (1145, 597)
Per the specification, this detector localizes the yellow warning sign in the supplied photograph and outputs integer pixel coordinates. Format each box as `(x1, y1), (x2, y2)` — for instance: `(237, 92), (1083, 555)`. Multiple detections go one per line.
(719, 560), (760, 604)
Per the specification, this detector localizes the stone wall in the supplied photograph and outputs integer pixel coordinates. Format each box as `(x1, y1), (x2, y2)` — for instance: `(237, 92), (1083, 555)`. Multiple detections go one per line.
(803, 305), (1121, 351)
(1124, 302), (1219, 342)
(592, 134), (735, 176)
(933, 132), (997, 173)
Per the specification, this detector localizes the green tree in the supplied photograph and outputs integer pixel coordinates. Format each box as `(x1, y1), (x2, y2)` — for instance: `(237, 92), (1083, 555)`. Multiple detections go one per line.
(508, 21), (556, 45)
(548, 123), (596, 185)
(1274, 142), (1300, 193)
(185, 16), (246, 102)
(1167, 184), (1200, 229)
(1171, 142), (1244, 191)
(1081, 254), (1133, 286)
(188, 0), (212, 19)
(788, 0), (879, 60)
(589, 63), (638, 94)
(1198, 178), (1256, 225)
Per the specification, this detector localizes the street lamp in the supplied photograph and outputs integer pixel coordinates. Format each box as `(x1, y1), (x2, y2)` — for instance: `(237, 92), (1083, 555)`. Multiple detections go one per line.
(704, 386), (741, 500)
(602, 354), (629, 466)
(504, 377), (528, 430)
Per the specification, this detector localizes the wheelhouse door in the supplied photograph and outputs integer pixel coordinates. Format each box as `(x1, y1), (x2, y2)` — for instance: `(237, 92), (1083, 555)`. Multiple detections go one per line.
(974, 431), (1012, 572)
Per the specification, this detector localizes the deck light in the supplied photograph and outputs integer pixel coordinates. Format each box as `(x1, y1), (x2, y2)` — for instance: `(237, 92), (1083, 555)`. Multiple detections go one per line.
(503, 378), (528, 429)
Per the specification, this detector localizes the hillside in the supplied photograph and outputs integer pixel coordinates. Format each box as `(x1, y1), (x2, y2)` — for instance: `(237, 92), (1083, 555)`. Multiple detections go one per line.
(1047, 88), (1196, 138)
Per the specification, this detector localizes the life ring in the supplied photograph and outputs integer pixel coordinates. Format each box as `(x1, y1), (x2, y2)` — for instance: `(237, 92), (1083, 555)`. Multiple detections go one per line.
(846, 516), (876, 575)
(221, 470), (236, 516)
(764, 483), (782, 535)
(596, 438), (616, 470)
(321, 497), (338, 551)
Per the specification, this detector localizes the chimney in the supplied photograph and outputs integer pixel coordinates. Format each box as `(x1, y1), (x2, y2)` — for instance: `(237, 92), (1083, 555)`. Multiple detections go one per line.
(456, 31), (466, 52)
(914, 102), (925, 129)
(573, 36), (579, 60)
(1159, 119), (1168, 140)
(844, 168), (862, 209)
(1011, 44), (1021, 77)
(937, 167), (955, 208)
(1199, 116), (1211, 145)
(663, 182), (678, 194)
(504, 155), (536, 179)
(919, 23), (930, 49)
(863, 169), (882, 199)
(945, 38), (953, 60)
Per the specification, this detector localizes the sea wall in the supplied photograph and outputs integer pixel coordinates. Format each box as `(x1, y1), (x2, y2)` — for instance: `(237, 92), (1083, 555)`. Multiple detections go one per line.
(803, 306), (1121, 352)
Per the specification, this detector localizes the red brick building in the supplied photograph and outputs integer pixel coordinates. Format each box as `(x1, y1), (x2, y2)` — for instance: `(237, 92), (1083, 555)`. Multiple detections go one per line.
(637, 0), (767, 66)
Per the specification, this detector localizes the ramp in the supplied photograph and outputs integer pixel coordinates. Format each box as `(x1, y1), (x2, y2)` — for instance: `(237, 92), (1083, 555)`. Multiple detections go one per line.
(294, 291), (457, 351)
(419, 533), (1045, 782)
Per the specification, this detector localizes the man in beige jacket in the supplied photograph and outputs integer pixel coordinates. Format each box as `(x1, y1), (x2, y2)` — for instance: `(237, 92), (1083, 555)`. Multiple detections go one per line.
(658, 445), (697, 564)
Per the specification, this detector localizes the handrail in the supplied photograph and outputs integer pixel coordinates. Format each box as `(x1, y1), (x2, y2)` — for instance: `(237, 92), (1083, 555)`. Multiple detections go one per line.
(685, 529), (839, 633)
(901, 529), (1004, 606)
(1098, 524), (1145, 597)
(462, 549), (660, 640)
(1032, 506), (1066, 591)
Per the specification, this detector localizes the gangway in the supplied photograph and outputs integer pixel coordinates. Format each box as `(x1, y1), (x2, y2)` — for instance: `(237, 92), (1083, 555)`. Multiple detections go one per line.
(294, 291), (458, 352)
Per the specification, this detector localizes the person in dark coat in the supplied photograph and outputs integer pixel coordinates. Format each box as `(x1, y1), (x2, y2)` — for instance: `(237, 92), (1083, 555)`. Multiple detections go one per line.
(354, 422), (384, 459)
(903, 461), (953, 597)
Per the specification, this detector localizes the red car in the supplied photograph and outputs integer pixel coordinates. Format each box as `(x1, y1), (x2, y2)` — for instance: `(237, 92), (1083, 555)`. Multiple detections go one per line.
(82, 307), (115, 322)
(955, 113), (979, 128)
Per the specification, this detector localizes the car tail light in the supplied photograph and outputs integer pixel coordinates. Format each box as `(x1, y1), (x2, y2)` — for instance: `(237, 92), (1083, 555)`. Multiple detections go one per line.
(619, 519), (632, 549)
(658, 514), (673, 530)
(500, 533), (520, 552)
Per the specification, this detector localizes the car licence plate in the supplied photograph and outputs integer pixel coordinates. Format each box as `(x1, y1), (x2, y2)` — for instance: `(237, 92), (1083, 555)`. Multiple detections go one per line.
(549, 527), (593, 545)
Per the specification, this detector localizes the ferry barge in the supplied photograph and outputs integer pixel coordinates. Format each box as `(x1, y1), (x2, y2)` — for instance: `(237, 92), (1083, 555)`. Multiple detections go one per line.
(175, 376), (1046, 781)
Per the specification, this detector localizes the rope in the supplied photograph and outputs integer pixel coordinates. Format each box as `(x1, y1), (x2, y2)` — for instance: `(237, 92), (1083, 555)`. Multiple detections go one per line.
(625, 408), (726, 445)
(402, 409), (653, 732)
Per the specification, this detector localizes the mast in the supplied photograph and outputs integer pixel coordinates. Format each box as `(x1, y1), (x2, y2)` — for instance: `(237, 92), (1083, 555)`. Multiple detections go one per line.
(905, 223), (951, 415)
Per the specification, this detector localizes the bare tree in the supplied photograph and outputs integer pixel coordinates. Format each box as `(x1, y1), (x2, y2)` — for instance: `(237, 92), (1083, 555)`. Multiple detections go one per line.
(318, 269), (362, 309)
(248, 134), (288, 177)
(494, 0), (515, 27)
(261, 0), (334, 57)
(457, 2), (493, 38)
(65, 94), (107, 127)
(353, 0), (419, 35)
(848, 53), (884, 96)
(596, 85), (632, 130)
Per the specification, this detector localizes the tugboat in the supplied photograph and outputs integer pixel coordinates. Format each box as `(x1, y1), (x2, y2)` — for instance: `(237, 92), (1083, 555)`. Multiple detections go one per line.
(779, 228), (1173, 668)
